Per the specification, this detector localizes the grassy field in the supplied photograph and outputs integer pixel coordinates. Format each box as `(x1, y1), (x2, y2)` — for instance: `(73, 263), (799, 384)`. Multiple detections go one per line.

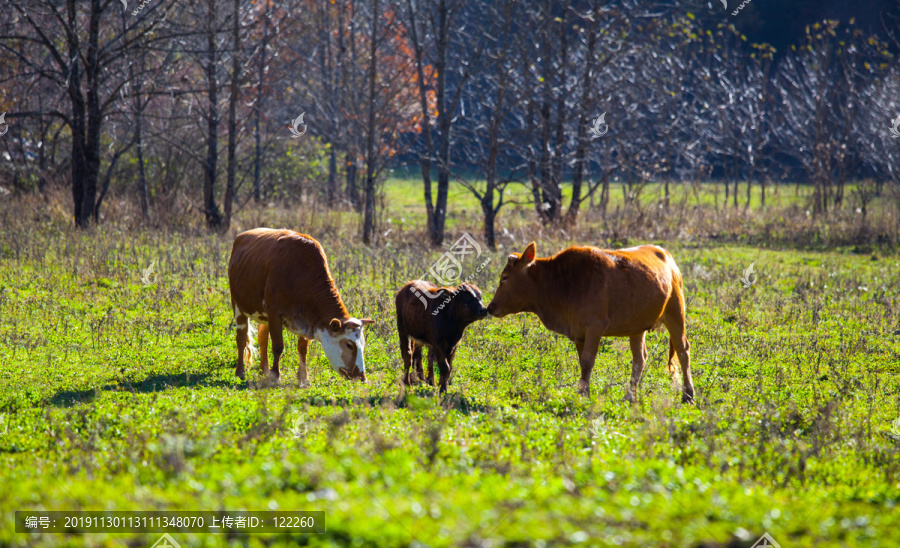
(1, 180), (900, 547)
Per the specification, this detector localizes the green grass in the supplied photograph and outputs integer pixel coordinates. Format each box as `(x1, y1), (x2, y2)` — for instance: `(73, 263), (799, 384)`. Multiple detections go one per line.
(1, 187), (899, 547)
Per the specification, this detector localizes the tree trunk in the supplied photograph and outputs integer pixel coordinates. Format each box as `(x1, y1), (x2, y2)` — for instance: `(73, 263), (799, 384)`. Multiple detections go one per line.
(66, 0), (102, 226)
(83, 0), (103, 223)
(566, 6), (598, 226)
(346, 152), (359, 210)
(536, 0), (556, 224)
(430, 0), (450, 246)
(203, 0), (222, 228)
(134, 60), (149, 220)
(362, 0), (379, 245)
(549, 13), (566, 224)
(68, 6), (88, 226)
(483, 117), (500, 250)
(732, 146), (739, 209)
(328, 147), (337, 206)
(253, 0), (270, 203)
(746, 164), (753, 210)
(405, 0), (436, 240)
(482, 196), (496, 250)
(724, 170), (730, 208)
(317, 0), (336, 207)
(223, 0), (240, 231)
(761, 172), (767, 208)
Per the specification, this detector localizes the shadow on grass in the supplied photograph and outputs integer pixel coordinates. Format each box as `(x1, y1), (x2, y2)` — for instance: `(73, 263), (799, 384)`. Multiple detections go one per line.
(298, 390), (494, 415)
(45, 367), (494, 414)
(48, 368), (245, 407)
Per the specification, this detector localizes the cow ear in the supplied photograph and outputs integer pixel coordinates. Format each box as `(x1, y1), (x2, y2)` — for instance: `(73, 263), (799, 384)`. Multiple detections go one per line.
(520, 242), (536, 265)
(329, 318), (343, 333)
(360, 318), (375, 325)
(507, 254), (518, 266)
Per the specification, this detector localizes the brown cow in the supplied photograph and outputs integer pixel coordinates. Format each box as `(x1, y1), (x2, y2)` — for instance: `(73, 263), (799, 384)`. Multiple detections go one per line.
(228, 228), (373, 385)
(487, 242), (694, 402)
(395, 281), (488, 393)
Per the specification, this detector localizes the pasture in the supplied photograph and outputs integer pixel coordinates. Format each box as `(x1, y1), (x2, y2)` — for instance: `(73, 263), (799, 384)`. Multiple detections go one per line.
(1, 180), (899, 547)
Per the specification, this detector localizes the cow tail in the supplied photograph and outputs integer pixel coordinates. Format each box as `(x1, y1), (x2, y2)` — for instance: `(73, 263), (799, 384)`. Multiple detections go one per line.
(244, 322), (258, 366)
(667, 339), (678, 377)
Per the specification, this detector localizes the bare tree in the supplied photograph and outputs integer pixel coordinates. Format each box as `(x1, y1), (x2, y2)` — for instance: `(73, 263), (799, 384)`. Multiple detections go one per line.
(775, 20), (889, 216)
(405, 0), (482, 245)
(457, 0), (531, 248)
(1, 0), (176, 225)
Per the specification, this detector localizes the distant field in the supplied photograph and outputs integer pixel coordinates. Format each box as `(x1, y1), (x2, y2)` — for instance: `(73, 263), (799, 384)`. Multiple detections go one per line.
(1, 186), (899, 547)
(380, 173), (887, 218)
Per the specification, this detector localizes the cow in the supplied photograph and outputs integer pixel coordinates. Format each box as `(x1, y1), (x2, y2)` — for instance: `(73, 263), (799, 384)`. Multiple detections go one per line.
(487, 242), (694, 403)
(228, 228), (374, 385)
(395, 281), (489, 394)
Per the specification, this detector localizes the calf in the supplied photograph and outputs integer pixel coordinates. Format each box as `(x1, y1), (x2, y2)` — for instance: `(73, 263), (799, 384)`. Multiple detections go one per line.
(395, 281), (488, 393)
(487, 242), (694, 402)
(228, 228), (373, 385)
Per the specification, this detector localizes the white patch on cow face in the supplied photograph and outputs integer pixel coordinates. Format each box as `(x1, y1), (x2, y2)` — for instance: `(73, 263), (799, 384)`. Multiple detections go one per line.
(315, 320), (367, 380)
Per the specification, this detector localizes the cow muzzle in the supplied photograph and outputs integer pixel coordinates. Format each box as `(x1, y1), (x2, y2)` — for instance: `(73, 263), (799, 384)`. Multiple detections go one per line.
(339, 365), (367, 382)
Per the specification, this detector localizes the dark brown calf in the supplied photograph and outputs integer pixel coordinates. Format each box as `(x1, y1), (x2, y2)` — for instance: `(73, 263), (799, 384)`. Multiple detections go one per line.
(395, 281), (488, 393)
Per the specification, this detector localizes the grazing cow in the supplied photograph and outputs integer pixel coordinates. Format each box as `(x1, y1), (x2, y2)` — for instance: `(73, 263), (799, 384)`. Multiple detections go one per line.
(395, 281), (489, 393)
(487, 242), (694, 402)
(228, 228), (374, 385)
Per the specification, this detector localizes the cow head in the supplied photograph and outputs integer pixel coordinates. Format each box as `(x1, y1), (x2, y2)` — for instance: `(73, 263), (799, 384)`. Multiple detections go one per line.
(451, 283), (489, 325)
(487, 242), (537, 318)
(318, 317), (374, 382)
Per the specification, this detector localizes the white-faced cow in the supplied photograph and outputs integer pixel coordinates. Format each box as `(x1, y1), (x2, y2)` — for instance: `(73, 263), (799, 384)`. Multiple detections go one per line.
(228, 228), (373, 385)
(395, 281), (488, 393)
(487, 242), (694, 403)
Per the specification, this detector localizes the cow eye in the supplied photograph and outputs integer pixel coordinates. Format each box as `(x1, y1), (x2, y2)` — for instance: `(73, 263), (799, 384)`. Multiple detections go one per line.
(501, 275), (508, 282)
(345, 341), (354, 349)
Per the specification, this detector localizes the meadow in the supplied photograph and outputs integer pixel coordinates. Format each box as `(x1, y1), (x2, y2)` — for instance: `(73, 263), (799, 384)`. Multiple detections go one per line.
(1, 178), (899, 547)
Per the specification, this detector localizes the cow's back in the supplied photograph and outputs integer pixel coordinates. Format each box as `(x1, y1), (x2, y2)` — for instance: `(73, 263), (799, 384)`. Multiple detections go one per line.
(548, 245), (678, 337)
(395, 280), (438, 340)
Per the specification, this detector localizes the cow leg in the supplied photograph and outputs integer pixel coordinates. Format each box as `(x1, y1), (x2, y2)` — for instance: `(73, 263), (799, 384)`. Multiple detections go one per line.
(235, 313), (249, 380)
(297, 336), (310, 388)
(663, 300), (694, 403)
(412, 344), (425, 384)
(447, 348), (457, 386)
(399, 332), (415, 385)
(433, 348), (451, 394)
(425, 348), (437, 387)
(677, 338), (694, 403)
(664, 325), (694, 404)
(258, 323), (270, 376)
(624, 332), (648, 402)
(666, 340), (678, 386)
(268, 316), (285, 382)
(577, 331), (602, 398)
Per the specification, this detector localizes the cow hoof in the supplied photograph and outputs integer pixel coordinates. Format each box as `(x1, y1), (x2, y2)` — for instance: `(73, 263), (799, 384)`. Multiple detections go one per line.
(235, 369), (245, 380)
(297, 379), (311, 388)
(681, 393), (695, 404)
(577, 381), (591, 398)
